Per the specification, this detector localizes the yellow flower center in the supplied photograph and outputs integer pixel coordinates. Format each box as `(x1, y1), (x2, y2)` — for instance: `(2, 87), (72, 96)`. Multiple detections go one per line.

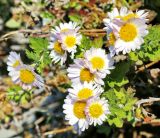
(65, 36), (76, 48)
(80, 68), (94, 82)
(89, 103), (103, 118)
(108, 32), (116, 46)
(78, 88), (93, 99)
(73, 101), (86, 119)
(119, 23), (137, 42)
(20, 69), (35, 84)
(122, 13), (138, 21)
(53, 41), (64, 55)
(13, 60), (20, 67)
(90, 57), (105, 70)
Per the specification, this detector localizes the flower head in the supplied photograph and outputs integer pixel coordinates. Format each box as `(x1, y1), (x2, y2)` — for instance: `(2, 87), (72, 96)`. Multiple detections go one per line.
(67, 59), (105, 85)
(63, 96), (89, 132)
(10, 64), (44, 90)
(85, 97), (110, 126)
(110, 18), (148, 54)
(52, 21), (80, 35)
(58, 30), (82, 57)
(84, 48), (114, 75)
(68, 82), (103, 100)
(48, 35), (67, 65)
(103, 7), (148, 33)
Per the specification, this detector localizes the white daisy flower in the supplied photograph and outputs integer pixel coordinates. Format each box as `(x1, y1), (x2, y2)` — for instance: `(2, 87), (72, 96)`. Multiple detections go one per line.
(85, 97), (110, 126)
(103, 7), (148, 31)
(68, 82), (103, 100)
(48, 35), (67, 65)
(84, 48), (114, 75)
(58, 30), (82, 57)
(67, 59), (105, 85)
(7, 52), (23, 74)
(63, 95), (89, 132)
(111, 18), (148, 54)
(10, 65), (44, 90)
(52, 21), (80, 35)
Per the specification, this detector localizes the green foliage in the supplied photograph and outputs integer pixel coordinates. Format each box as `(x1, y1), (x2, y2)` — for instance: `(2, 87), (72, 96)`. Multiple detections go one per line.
(135, 26), (160, 62)
(26, 37), (51, 73)
(69, 14), (82, 24)
(103, 88), (137, 127)
(75, 35), (104, 58)
(7, 86), (32, 104)
(104, 61), (131, 90)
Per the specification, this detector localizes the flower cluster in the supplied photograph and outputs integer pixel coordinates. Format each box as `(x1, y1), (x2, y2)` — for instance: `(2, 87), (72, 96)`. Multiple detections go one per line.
(7, 6), (149, 134)
(63, 48), (114, 132)
(7, 52), (44, 90)
(103, 7), (148, 56)
(57, 23), (115, 132)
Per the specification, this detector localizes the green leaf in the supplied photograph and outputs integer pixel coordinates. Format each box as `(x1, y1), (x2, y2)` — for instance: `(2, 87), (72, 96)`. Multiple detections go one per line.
(69, 14), (82, 24)
(112, 118), (123, 127)
(136, 25), (160, 62)
(103, 88), (137, 127)
(5, 18), (21, 28)
(104, 61), (131, 89)
(29, 37), (48, 52)
(92, 37), (103, 48)
(7, 85), (32, 104)
(26, 37), (51, 73)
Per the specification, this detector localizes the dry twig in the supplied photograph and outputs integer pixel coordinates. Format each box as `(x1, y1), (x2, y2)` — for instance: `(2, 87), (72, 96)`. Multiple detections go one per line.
(136, 97), (160, 108)
(43, 126), (73, 136)
(136, 61), (159, 73)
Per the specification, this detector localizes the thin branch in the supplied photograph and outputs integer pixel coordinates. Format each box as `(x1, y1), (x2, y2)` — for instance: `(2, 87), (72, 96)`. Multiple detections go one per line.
(79, 29), (105, 33)
(43, 126), (73, 136)
(136, 97), (160, 108)
(0, 29), (107, 42)
(136, 60), (159, 73)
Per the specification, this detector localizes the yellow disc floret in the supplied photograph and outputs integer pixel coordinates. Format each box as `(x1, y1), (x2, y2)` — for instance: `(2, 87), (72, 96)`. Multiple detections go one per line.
(65, 36), (76, 48)
(78, 88), (93, 99)
(53, 41), (64, 55)
(73, 101), (86, 119)
(80, 68), (94, 82)
(119, 23), (137, 42)
(13, 60), (20, 67)
(20, 69), (35, 84)
(89, 103), (103, 118)
(90, 57), (105, 70)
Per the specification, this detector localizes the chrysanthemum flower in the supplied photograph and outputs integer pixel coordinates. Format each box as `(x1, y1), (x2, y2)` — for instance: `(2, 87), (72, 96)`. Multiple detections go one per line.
(103, 7), (148, 27)
(63, 96), (89, 131)
(85, 97), (110, 126)
(52, 21), (80, 35)
(84, 48), (114, 75)
(48, 35), (67, 65)
(67, 59), (105, 85)
(110, 18), (148, 54)
(68, 82), (103, 100)
(7, 52), (23, 76)
(58, 30), (82, 57)
(10, 65), (44, 90)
